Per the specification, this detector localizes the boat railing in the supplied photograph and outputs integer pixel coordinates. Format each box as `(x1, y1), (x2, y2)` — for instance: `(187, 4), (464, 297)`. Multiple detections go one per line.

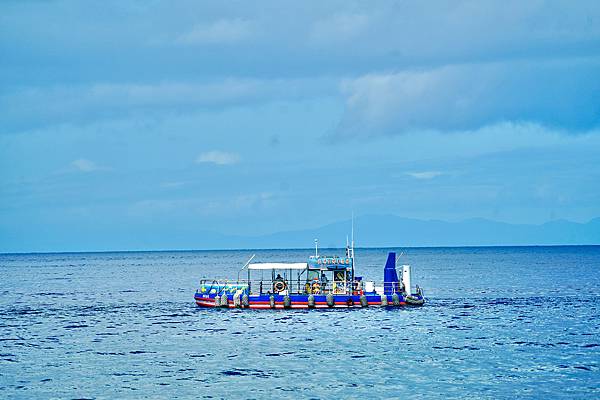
(197, 279), (412, 296)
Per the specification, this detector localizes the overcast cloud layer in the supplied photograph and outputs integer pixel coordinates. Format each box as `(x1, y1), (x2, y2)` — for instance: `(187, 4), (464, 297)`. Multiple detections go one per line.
(1, 1), (599, 252)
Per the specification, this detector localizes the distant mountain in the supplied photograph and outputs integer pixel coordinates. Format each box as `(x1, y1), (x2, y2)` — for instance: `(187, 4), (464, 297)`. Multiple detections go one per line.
(214, 215), (600, 249)
(5, 215), (598, 253)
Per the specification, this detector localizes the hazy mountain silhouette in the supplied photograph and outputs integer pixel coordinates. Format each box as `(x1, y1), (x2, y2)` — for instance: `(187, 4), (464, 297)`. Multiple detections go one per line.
(192, 214), (600, 250)
(10, 215), (598, 253)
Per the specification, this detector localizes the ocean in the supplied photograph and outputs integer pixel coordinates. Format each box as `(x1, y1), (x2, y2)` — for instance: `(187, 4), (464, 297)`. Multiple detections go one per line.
(1, 246), (599, 399)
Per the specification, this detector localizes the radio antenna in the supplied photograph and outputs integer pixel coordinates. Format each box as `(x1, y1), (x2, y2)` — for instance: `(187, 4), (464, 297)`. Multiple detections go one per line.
(396, 251), (404, 264)
(351, 212), (355, 258)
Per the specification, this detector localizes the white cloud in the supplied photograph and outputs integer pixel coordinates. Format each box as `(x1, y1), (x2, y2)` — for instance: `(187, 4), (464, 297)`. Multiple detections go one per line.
(336, 58), (600, 137)
(175, 19), (255, 45)
(71, 158), (106, 172)
(196, 151), (240, 166)
(406, 171), (444, 180)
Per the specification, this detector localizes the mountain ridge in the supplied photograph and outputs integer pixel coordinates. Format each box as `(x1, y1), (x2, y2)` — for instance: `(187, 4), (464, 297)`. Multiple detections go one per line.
(2, 215), (599, 253)
(221, 214), (600, 249)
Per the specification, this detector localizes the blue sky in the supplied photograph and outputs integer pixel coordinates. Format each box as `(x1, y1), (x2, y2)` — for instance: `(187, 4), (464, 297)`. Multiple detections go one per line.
(1, 1), (600, 252)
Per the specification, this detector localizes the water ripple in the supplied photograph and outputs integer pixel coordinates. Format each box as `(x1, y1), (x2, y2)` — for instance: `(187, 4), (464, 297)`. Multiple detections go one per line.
(1, 247), (599, 398)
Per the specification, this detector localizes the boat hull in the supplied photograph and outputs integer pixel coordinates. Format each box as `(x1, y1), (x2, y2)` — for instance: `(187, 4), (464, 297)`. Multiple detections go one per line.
(194, 293), (424, 309)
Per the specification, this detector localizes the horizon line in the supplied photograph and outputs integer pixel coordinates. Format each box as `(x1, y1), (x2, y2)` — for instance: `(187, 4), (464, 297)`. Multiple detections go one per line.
(2, 243), (599, 256)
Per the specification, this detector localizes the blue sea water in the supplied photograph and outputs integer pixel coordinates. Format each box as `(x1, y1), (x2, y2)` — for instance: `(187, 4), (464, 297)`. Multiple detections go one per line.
(0, 246), (599, 399)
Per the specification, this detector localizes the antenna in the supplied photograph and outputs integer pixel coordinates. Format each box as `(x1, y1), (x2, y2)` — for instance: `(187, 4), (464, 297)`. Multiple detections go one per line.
(351, 212), (355, 257)
(350, 213), (355, 281)
(345, 235), (349, 257)
(396, 251), (404, 264)
(314, 238), (318, 257)
(237, 254), (255, 283)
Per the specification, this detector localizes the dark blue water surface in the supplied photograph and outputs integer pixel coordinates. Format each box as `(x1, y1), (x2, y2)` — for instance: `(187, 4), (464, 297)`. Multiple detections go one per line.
(1, 246), (599, 399)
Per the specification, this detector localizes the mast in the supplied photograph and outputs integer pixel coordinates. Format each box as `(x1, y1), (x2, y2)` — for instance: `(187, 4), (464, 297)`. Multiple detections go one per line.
(351, 213), (355, 281)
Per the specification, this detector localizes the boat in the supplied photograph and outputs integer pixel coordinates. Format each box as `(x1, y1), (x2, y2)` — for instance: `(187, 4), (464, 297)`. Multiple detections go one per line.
(194, 237), (425, 309)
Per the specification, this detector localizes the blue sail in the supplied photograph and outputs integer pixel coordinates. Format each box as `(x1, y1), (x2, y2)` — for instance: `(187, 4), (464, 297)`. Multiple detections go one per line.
(383, 252), (400, 295)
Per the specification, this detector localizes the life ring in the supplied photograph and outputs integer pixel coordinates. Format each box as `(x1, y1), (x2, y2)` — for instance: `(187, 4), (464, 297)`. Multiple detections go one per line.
(311, 281), (321, 294)
(273, 280), (286, 293)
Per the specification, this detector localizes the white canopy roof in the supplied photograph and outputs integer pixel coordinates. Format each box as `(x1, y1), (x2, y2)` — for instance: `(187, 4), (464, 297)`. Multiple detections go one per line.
(248, 262), (307, 270)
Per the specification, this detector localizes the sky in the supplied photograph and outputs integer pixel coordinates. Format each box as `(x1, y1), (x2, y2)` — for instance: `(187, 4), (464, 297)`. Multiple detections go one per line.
(1, 1), (600, 252)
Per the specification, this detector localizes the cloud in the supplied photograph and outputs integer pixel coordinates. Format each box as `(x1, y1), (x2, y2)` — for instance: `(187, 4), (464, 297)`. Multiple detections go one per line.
(406, 171), (444, 180)
(70, 158), (107, 172)
(336, 58), (600, 137)
(175, 18), (256, 45)
(0, 81), (253, 134)
(196, 151), (240, 166)
(0, 77), (337, 134)
(3, 2), (600, 83)
(4, 3), (600, 136)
